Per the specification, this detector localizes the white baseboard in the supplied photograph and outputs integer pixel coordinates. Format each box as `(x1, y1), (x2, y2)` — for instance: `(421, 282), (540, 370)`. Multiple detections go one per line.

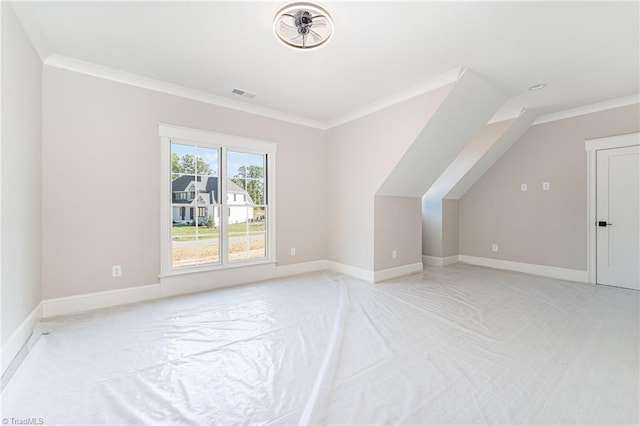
(374, 262), (424, 282)
(2, 301), (43, 375)
(34, 255), (587, 321)
(39, 260), (370, 319)
(422, 255), (442, 266)
(458, 255), (589, 283)
(422, 255), (459, 267)
(325, 261), (374, 282)
(160, 263), (278, 297)
(442, 256), (459, 266)
(39, 260), (329, 319)
(275, 260), (329, 278)
(43, 284), (161, 318)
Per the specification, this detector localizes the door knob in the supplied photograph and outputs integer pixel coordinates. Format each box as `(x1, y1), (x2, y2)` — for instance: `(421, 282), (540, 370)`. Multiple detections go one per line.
(598, 221), (613, 227)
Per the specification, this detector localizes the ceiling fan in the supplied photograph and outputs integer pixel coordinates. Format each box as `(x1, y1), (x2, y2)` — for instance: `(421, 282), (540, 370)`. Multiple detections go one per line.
(273, 2), (334, 50)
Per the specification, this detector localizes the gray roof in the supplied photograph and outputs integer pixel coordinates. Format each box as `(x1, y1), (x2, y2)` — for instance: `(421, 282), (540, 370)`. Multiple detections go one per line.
(171, 175), (249, 204)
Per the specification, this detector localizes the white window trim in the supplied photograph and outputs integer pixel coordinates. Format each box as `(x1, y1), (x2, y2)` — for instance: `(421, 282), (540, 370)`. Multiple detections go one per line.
(159, 123), (277, 277)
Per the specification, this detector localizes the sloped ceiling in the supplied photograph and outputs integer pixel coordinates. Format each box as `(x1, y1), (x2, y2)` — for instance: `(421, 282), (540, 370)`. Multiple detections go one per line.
(425, 109), (536, 200)
(377, 70), (506, 197)
(11, 1), (640, 126)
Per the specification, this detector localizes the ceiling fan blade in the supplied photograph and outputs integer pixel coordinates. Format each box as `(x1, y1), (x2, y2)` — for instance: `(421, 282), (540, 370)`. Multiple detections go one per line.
(309, 29), (323, 44)
(278, 21), (299, 39)
(290, 34), (303, 45)
(311, 20), (327, 29)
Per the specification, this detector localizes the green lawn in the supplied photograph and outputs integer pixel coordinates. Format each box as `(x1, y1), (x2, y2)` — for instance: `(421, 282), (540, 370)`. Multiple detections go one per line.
(172, 221), (265, 240)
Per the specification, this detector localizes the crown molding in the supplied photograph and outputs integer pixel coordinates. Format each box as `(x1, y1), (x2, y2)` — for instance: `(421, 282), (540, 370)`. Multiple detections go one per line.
(44, 55), (327, 130)
(44, 55), (466, 131)
(324, 67), (465, 129)
(49, 55), (635, 132)
(488, 106), (527, 124)
(532, 94), (640, 125)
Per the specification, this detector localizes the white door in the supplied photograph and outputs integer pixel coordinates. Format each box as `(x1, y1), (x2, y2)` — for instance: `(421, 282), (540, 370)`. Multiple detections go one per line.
(596, 145), (640, 290)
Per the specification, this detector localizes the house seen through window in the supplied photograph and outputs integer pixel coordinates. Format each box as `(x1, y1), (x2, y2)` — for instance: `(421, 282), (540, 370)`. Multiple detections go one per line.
(170, 141), (268, 269)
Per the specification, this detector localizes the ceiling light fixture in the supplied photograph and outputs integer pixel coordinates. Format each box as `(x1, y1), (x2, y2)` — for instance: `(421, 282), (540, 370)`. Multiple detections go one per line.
(529, 83), (547, 91)
(273, 2), (333, 50)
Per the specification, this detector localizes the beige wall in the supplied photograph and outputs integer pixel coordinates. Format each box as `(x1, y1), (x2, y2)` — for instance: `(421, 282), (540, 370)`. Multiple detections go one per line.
(325, 85), (453, 270)
(422, 115), (534, 260)
(442, 199), (459, 257)
(12, 22), (640, 306)
(459, 104), (640, 270)
(1, 3), (43, 343)
(374, 196), (422, 271)
(421, 198), (459, 258)
(42, 67), (326, 299)
(421, 197), (443, 257)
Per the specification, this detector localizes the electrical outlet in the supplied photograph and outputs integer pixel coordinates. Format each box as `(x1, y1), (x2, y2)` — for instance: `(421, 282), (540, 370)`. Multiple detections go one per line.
(542, 181), (550, 191)
(521, 183), (528, 192)
(492, 244), (499, 253)
(392, 249), (397, 259)
(112, 265), (122, 278)
(290, 247), (296, 256)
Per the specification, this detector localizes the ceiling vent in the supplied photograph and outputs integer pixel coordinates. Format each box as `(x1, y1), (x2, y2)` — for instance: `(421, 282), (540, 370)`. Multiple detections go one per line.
(273, 2), (334, 50)
(231, 88), (256, 100)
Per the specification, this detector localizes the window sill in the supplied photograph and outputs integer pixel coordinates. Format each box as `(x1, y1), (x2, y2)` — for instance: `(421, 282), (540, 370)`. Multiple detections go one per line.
(159, 259), (277, 279)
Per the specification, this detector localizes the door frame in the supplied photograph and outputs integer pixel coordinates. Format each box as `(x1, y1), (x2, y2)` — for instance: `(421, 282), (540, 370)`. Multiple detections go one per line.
(584, 132), (640, 284)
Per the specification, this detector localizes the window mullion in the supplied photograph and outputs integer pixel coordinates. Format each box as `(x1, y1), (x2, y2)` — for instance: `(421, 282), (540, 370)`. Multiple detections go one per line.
(220, 146), (229, 265)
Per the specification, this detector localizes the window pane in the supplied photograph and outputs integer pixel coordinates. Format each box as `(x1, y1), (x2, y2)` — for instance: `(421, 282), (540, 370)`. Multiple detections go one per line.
(228, 240), (249, 262)
(197, 204), (219, 233)
(247, 231), (266, 260)
(171, 173), (186, 203)
(172, 206), (220, 268)
(197, 205), (220, 264)
(228, 206), (249, 228)
(227, 178), (251, 206)
(196, 146), (219, 177)
(198, 244), (220, 265)
(251, 206), (265, 223)
(228, 177), (246, 194)
(171, 143), (196, 174)
(227, 151), (265, 206)
(249, 207), (267, 260)
(227, 205), (266, 262)
(196, 177), (219, 214)
(172, 218), (197, 268)
(228, 206), (248, 262)
(172, 245), (198, 269)
(245, 178), (265, 205)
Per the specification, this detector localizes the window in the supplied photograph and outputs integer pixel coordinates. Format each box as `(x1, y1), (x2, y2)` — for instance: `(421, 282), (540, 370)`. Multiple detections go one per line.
(227, 151), (267, 261)
(160, 124), (276, 275)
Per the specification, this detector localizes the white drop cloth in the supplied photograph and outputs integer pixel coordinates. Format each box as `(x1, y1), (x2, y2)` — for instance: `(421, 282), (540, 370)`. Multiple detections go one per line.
(2, 265), (638, 424)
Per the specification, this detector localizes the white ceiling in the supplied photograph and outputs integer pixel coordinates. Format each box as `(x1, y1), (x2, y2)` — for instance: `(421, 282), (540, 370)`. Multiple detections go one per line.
(12, 1), (640, 126)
